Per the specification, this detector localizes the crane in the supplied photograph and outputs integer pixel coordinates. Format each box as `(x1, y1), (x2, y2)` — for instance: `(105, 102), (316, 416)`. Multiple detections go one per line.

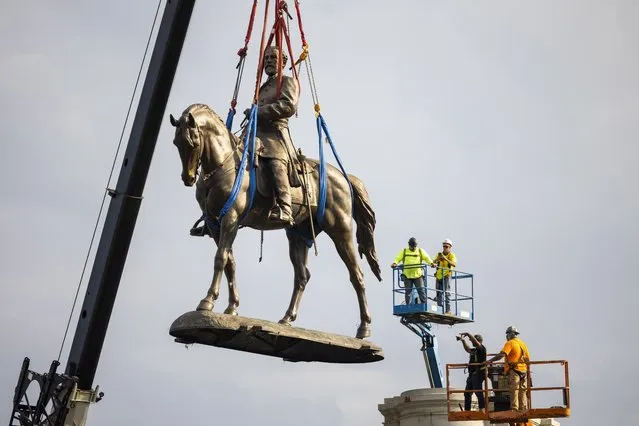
(8, 2), (196, 425)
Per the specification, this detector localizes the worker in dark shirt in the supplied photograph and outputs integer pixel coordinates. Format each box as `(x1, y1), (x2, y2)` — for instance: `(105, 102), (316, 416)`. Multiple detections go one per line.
(459, 332), (487, 411)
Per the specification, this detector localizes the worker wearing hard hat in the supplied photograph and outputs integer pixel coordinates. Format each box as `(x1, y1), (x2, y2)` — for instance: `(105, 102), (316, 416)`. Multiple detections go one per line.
(488, 326), (531, 411)
(433, 239), (457, 315)
(391, 237), (435, 305)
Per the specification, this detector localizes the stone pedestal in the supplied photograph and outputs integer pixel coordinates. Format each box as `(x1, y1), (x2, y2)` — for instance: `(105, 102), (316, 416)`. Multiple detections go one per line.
(378, 388), (559, 426)
(378, 388), (484, 426)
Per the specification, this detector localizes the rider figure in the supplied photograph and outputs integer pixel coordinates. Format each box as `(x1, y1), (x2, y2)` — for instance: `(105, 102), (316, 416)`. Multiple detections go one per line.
(249, 45), (300, 225)
(190, 45), (300, 237)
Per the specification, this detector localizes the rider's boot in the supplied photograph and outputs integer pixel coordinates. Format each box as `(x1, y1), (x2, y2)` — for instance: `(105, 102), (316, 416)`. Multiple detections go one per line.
(268, 204), (293, 226)
(268, 160), (294, 226)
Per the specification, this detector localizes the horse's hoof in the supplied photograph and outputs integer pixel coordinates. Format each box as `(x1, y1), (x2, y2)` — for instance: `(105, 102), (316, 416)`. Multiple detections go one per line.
(197, 299), (214, 311)
(278, 317), (293, 326)
(224, 306), (238, 316)
(356, 324), (371, 339)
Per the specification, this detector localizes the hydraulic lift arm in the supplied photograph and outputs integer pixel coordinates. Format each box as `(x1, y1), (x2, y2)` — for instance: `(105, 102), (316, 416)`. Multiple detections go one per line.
(400, 317), (444, 388)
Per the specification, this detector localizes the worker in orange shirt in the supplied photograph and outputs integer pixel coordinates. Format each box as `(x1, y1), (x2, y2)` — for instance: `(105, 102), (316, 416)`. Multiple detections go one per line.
(488, 326), (531, 412)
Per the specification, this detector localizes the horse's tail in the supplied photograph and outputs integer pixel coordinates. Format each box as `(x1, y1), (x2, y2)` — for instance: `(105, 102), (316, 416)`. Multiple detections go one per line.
(348, 174), (382, 282)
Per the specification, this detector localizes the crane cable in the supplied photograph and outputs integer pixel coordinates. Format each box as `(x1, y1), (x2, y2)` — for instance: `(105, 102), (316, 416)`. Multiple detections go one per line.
(292, 0), (319, 112)
(225, 0), (259, 131)
(289, 0), (351, 228)
(56, 0), (163, 363)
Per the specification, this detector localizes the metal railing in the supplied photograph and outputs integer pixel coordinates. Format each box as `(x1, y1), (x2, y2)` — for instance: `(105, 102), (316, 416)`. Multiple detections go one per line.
(391, 264), (474, 319)
(445, 359), (571, 422)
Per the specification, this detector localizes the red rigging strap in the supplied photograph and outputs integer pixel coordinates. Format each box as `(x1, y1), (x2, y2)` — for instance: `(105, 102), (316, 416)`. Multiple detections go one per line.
(238, 0), (258, 58)
(281, 16), (301, 92)
(228, 0), (308, 125)
(246, 0), (305, 103)
(259, 1), (301, 99)
(253, 0), (272, 104)
(275, 13), (301, 98)
(275, 12), (284, 96)
(294, 0), (307, 47)
(273, 0), (282, 92)
(269, 1), (281, 98)
(228, 0), (259, 112)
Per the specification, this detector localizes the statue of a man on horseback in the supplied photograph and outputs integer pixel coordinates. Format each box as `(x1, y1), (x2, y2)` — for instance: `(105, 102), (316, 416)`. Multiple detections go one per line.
(191, 45), (299, 237)
(168, 46), (383, 339)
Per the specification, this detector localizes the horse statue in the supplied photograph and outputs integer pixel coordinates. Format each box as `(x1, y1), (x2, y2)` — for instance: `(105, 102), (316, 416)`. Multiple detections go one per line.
(168, 103), (382, 339)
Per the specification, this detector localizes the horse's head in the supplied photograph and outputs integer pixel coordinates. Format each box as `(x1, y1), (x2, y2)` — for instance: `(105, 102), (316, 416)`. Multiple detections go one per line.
(169, 110), (202, 186)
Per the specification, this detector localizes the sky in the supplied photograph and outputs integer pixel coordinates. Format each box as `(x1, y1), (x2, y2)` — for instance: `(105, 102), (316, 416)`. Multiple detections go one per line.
(1, 1), (638, 425)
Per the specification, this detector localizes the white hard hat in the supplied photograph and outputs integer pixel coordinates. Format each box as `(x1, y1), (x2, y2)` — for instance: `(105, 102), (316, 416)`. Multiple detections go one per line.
(442, 239), (453, 246)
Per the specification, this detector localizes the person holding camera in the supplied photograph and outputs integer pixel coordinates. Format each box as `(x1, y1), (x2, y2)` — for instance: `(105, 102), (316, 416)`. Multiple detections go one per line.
(458, 332), (487, 411)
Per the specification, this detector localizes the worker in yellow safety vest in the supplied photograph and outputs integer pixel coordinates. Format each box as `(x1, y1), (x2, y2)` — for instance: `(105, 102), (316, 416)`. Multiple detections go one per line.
(391, 237), (435, 305)
(433, 238), (457, 314)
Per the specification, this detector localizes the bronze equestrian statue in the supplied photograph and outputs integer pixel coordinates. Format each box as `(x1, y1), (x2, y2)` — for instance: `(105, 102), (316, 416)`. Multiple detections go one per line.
(168, 47), (382, 339)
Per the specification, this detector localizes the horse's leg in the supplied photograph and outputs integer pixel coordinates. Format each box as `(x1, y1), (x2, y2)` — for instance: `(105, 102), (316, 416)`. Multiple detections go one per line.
(222, 249), (239, 315)
(197, 212), (240, 312)
(279, 230), (311, 325)
(210, 228), (239, 315)
(329, 226), (372, 339)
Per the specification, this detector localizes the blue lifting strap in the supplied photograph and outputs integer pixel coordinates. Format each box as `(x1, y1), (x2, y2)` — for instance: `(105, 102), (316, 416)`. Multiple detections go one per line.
(200, 101), (249, 232)
(225, 108), (236, 131)
(316, 113), (353, 228)
(217, 104), (258, 222)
